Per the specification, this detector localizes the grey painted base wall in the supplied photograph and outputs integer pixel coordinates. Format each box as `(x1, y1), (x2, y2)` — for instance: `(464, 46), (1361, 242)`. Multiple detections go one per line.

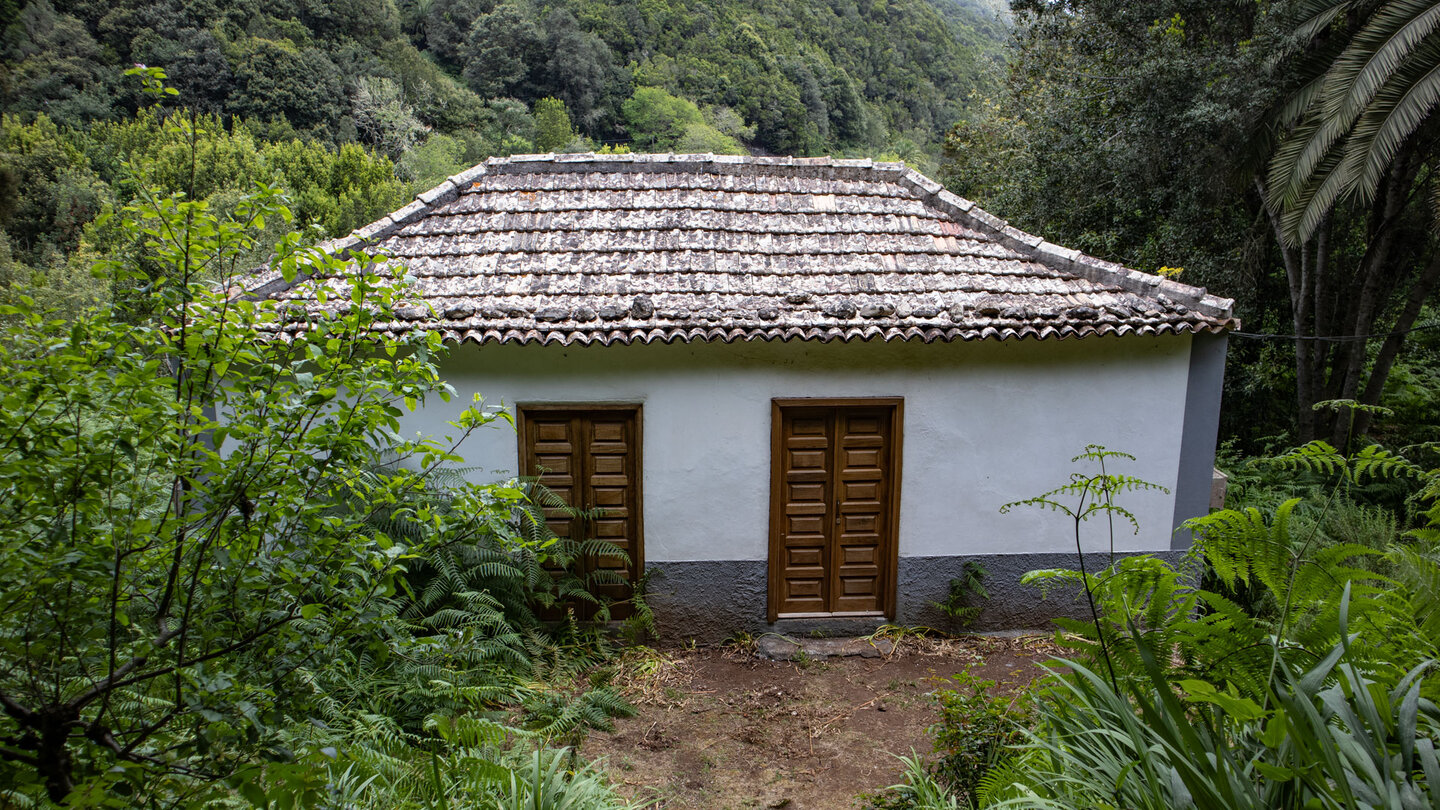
(643, 552), (1187, 643)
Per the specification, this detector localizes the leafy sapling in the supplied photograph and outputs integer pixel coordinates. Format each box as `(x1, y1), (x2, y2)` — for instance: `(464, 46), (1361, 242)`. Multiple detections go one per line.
(1000, 445), (1169, 690)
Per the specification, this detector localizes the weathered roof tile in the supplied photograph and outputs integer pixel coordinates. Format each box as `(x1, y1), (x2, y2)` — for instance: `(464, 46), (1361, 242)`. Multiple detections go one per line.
(256, 153), (1237, 344)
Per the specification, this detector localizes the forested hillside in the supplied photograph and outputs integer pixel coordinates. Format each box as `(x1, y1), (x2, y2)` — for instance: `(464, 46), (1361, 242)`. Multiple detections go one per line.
(1, 0), (1003, 156)
(0, 0), (1004, 308)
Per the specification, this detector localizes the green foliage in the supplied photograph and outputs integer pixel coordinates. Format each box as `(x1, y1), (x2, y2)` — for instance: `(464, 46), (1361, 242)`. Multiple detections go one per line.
(999, 446), (1170, 544)
(1022, 436), (1440, 710)
(1028, 477), (1434, 704)
(933, 561), (990, 630)
(0, 0), (1012, 329)
(947, 1), (1440, 449)
(1002, 445), (1170, 687)
(1, 104), (410, 312)
(522, 686), (636, 748)
(1191, 498), (1388, 639)
(621, 86), (744, 154)
(352, 76), (430, 158)
(928, 671), (1028, 804)
(1264, 0), (1440, 243)
(1023, 553), (1250, 688)
(0, 0), (1004, 160)
(866, 753), (961, 810)
(486, 746), (642, 810)
(0, 114), (111, 285)
(616, 569), (659, 645)
(1413, 459), (1440, 545)
(0, 172), (528, 802)
(534, 97), (577, 153)
(0, 115), (639, 805)
(226, 38), (348, 137)
(988, 609), (1440, 810)
(941, 0), (1276, 294)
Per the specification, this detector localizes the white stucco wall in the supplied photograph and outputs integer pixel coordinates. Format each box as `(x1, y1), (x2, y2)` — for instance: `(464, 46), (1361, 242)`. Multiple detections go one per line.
(397, 334), (1197, 562)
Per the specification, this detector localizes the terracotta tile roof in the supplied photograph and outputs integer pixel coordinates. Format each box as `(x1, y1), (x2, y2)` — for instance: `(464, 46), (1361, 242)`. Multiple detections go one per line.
(250, 153), (1238, 344)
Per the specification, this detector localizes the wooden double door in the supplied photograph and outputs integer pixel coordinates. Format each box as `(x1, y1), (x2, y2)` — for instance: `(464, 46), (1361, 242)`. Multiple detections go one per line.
(769, 399), (902, 621)
(518, 405), (643, 618)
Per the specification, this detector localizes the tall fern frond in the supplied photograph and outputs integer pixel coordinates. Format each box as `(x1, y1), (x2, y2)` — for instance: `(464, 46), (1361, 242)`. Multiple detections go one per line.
(1186, 498), (1305, 596)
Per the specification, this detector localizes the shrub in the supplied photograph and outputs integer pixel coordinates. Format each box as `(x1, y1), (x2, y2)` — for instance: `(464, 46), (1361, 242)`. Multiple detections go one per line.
(929, 671), (1028, 803)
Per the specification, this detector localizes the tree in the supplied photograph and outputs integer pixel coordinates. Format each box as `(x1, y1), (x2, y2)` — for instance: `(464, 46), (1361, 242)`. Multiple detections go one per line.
(943, 0), (1440, 446)
(532, 96), (574, 152)
(351, 76), (429, 158)
(621, 86), (744, 153)
(1260, 0), (1440, 442)
(229, 40), (347, 138)
(1266, 0), (1440, 242)
(0, 160), (520, 803)
(622, 86), (702, 149)
(536, 9), (626, 134)
(461, 0), (542, 98)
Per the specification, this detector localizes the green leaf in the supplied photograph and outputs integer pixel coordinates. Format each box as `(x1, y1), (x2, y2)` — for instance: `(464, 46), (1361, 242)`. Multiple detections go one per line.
(1254, 761), (1296, 781)
(1261, 710), (1288, 748)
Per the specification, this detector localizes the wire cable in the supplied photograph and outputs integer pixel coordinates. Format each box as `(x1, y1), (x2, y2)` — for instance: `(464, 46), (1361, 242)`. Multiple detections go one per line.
(1230, 321), (1440, 343)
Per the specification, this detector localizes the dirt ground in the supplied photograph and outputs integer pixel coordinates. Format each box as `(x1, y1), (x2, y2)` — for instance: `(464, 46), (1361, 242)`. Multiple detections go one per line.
(582, 633), (1059, 809)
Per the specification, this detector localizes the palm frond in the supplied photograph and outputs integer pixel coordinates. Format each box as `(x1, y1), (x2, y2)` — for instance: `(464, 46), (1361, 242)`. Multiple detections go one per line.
(1264, 0), (1440, 241)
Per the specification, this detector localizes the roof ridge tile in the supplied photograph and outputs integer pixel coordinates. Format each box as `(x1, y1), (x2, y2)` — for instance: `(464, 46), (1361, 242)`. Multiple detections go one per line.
(415, 179), (458, 207)
(447, 163), (488, 188)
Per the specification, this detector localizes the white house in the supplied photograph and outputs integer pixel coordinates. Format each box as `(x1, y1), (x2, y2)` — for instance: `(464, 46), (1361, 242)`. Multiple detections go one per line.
(251, 153), (1236, 638)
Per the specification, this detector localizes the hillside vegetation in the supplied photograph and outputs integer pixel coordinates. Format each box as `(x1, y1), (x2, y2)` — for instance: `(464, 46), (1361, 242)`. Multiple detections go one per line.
(0, 0), (1005, 307)
(1, 0), (1004, 157)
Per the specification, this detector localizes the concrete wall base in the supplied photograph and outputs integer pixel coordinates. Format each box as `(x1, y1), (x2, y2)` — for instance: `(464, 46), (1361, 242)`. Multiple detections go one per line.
(642, 551), (1187, 643)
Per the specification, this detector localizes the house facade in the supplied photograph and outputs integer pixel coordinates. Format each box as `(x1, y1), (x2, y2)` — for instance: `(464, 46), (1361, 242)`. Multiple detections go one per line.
(253, 153), (1236, 638)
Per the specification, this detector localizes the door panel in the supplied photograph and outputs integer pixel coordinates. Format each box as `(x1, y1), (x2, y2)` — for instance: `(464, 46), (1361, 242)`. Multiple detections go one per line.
(776, 410), (832, 615)
(770, 400), (900, 620)
(520, 406), (643, 619)
(526, 414), (581, 544)
(832, 410), (891, 613)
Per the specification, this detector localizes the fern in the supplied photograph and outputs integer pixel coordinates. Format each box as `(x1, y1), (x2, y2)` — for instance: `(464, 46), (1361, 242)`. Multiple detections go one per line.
(427, 713), (519, 749)
(1025, 439), (1439, 701)
(269, 464), (648, 809)
(1377, 545), (1440, 664)
(522, 686), (636, 748)
(1004, 446), (1171, 688)
(1259, 440), (1424, 488)
(973, 748), (1049, 806)
(1187, 498), (1395, 668)
(1025, 555), (1209, 686)
(1410, 459), (1440, 543)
